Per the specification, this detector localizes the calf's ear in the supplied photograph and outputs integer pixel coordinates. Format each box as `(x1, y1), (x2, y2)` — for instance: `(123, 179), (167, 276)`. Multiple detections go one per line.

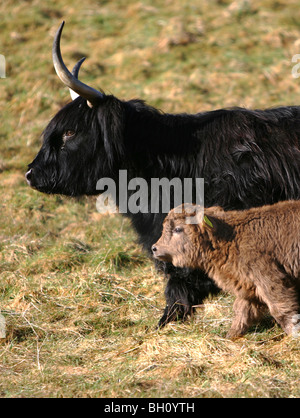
(203, 215), (213, 228)
(201, 214), (218, 232)
(194, 210), (214, 228)
(194, 208), (217, 231)
(201, 213), (235, 242)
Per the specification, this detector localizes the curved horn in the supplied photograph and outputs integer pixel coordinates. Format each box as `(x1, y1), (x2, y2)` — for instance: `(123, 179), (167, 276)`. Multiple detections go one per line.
(72, 57), (86, 79)
(52, 21), (104, 106)
(69, 57), (86, 100)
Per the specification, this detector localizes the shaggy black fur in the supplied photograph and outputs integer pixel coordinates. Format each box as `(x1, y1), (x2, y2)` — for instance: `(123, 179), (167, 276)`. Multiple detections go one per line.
(27, 95), (300, 326)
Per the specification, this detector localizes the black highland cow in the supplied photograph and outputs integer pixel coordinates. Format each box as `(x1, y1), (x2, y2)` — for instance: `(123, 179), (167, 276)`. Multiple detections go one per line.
(27, 22), (300, 327)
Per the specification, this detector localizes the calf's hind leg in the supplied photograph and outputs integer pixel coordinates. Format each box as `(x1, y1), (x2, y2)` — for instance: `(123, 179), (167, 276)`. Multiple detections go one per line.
(226, 297), (266, 339)
(256, 276), (300, 335)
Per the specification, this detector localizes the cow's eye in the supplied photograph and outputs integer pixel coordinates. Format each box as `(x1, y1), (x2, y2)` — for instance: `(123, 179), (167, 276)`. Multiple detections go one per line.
(174, 227), (183, 233)
(63, 130), (76, 141)
(61, 131), (76, 149)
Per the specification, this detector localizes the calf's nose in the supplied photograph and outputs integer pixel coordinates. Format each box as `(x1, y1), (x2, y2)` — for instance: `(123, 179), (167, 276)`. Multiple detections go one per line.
(151, 245), (157, 254)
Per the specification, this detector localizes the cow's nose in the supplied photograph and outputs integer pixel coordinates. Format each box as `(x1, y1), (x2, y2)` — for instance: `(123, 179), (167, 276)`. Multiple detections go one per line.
(151, 245), (157, 253)
(25, 169), (32, 185)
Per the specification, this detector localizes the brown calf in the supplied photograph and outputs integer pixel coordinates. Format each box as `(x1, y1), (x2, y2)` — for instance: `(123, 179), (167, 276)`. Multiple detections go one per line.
(152, 201), (300, 338)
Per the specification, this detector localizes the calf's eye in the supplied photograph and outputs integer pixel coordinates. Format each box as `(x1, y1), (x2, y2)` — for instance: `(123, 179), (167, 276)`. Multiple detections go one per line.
(174, 227), (183, 233)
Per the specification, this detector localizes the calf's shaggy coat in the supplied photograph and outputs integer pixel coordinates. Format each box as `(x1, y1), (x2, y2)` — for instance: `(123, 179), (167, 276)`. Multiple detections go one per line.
(152, 201), (300, 338)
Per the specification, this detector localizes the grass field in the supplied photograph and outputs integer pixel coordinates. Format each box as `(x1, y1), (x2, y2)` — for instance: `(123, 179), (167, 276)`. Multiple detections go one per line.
(1, 0), (300, 398)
